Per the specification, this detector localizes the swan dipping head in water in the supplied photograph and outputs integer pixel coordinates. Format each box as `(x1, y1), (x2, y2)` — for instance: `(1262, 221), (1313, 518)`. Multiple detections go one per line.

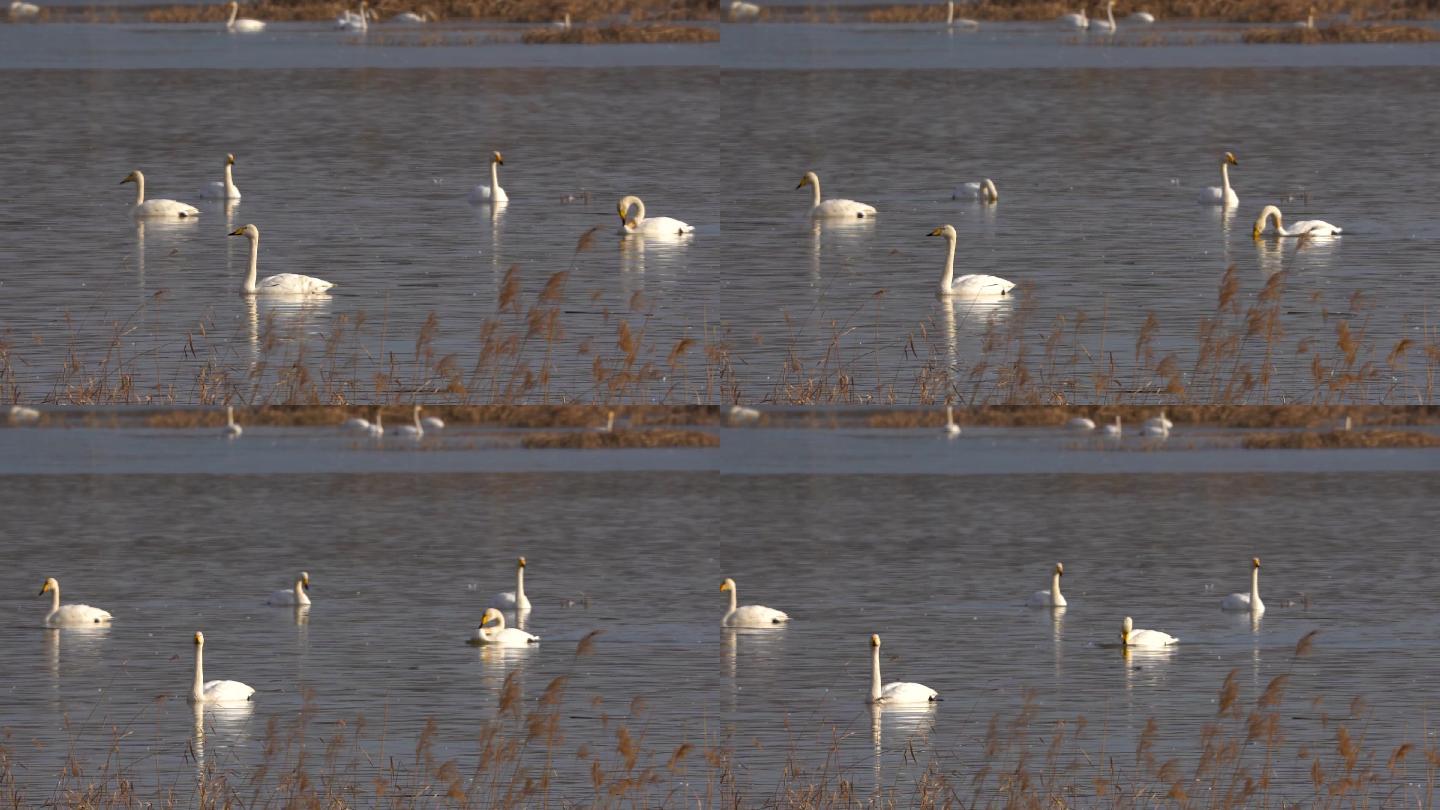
(1252, 205), (1342, 238)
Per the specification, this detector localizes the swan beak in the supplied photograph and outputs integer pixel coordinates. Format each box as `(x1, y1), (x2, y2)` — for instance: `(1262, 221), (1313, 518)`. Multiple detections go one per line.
(1253, 557), (1261, 568)
(719, 581), (729, 592)
(119, 174), (134, 185)
(494, 152), (504, 165)
(615, 203), (627, 222)
(927, 227), (945, 237)
(226, 153), (236, 165)
(38, 583), (48, 595)
(518, 557), (526, 568)
(794, 179), (807, 190)
(229, 227), (246, 237)
(1251, 226), (1262, 239)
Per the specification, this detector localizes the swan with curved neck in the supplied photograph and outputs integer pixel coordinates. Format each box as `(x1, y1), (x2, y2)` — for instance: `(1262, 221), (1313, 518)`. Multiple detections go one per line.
(1027, 563), (1067, 607)
(1089, 0), (1115, 31)
(489, 557), (531, 610)
(267, 571), (311, 606)
(121, 170), (199, 219)
(1221, 557), (1265, 613)
(797, 171), (876, 219)
(39, 578), (112, 627)
(1120, 616), (1177, 649)
(228, 224), (335, 295)
(1252, 205), (1341, 238)
(953, 178), (998, 202)
(617, 195), (695, 236)
(867, 634), (937, 705)
(928, 225), (1015, 298)
(474, 608), (539, 646)
(222, 405), (242, 438)
(1294, 6), (1315, 27)
(225, 2), (265, 32)
(468, 151), (508, 203)
(190, 632), (256, 703)
(720, 578), (789, 627)
(1198, 152), (1239, 207)
(200, 153), (242, 199)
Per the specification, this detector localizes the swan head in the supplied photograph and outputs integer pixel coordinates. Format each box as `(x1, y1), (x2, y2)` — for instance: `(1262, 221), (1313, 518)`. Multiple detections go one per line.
(1251, 557), (1261, 569)
(1252, 205), (1282, 239)
(928, 225), (957, 240)
(480, 608), (503, 628)
(229, 224), (259, 240)
(720, 577), (736, 592)
(39, 577), (58, 596)
(1223, 151), (1238, 166)
(982, 178), (999, 202)
(194, 631), (205, 646)
(517, 556), (527, 570)
(300, 571), (311, 590)
(795, 171), (819, 191)
(1054, 562), (1064, 576)
(491, 151), (504, 165)
(226, 153), (236, 166)
(1120, 616), (1134, 644)
(870, 633), (881, 648)
(119, 170), (141, 186)
(616, 195), (642, 223)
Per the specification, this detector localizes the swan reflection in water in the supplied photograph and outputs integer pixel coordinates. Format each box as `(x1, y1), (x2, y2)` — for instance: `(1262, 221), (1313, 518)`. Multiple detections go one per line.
(1256, 232), (1339, 278)
(620, 230), (693, 292)
(869, 702), (938, 796)
(808, 217), (876, 281)
(244, 294), (334, 366)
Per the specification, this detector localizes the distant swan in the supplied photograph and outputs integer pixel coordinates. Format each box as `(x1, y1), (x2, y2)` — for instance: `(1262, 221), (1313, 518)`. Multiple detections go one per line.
(797, 171), (876, 219)
(550, 11), (571, 27)
(1120, 616), (1177, 649)
(190, 632), (255, 703)
(467, 151), (507, 203)
(1293, 6), (1315, 27)
(222, 405), (242, 438)
(1027, 563), (1067, 607)
(388, 404), (424, 438)
(366, 409), (384, 438)
(1197, 152), (1239, 207)
(225, 2), (265, 32)
(1220, 557), (1265, 613)
(40, 578), (112, 627)
(720, 578), (789, 627)
(727, 405), (761, 424)
(9, 1), (41, 18)
(1143, 410), (1173, 431)
(1060, 9), (1088, 27)
(121, 170), (199, 219)
(393, 9), (430, 22)
(8, 405), (40, 424)
(729, 0), (760, 19)
(617, 195), (694, 236)
(1089, 0), (1115, 31)
(867, 634), (937, 705)
(474, 608), (539, 646)
(267, 571), (311, 606)
(1102, 415), (1122, 437)
(945, 1), (978, 28)
(199, 153), (241, 199)
(953, 178), (998, 202)
(944, 405), (961, 438)
(1067, 417), (1096, 431)
(228, 224), (335, 295)
(335, 1), (368, 30)
(1252, 205), (1342, 238)
(1129, 10), (1154, 21)
(929, 225), (1015, 298)
(489, 557), (531, 610)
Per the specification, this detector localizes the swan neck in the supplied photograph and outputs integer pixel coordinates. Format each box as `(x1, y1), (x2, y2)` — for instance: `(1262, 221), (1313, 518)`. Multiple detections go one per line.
(224, 161), (236, 194)
(728, 585), (738, 613)
(870, 643), (882, 701)
(490, 160), (500, 196)
(1106, 2), (1114, 24)
(1250, 566), (1261, 604)
(633, 198), (647, 223)
(192, 644), (204, 701)
(516, 566), (526, 602)
(133, 173), (145, 206)
(50, 585), (61, 614)
(810, 178), (821, 209)
(946, 0), (954, 23)
(1051, 572), (1063, 601)
(227, 3), (237, 25)
(940, 233), (956, 293)
(1220, 161), (1231, 197)
(243, 232), (259, 294)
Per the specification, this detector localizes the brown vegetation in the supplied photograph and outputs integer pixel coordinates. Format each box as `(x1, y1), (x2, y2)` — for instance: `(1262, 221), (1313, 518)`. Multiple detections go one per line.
(520, 428), (719, 447)
(521, 22), (718, 42)
(142, 0), (709, 24)
(138, 404), (720, 429)
(866, 0), (1438, 23)
(1242, 429), (1440, 449)
(1242, 21), (1440, 42)
(860, 405), (1440, 430)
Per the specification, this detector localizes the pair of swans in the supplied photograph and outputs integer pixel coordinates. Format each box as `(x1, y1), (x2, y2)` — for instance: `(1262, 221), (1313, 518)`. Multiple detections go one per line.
(343, 408), (442, 436)
(928, 225), (1015, 298)
(225, 1), (265, 32)
(474, 608), (539, 646)
(199, 153), (242, 199)
(720, 578), (789, 627)
(40, 578), (112, 627)
(9, 405), (41, 423)
(797, 171), (876, 219)
(1252, 205), (1341, 238)
(192, 631), (255, 703)
(1197, 151), (1239, 207)
(228, 224), (335, 295)
(489, 557), (532, 610)
(222, 405), (242, 438)
(617, 195), (695, 236)
(944, 1), (978, 29)
(468, 151), (508, 203)
(121, 170), (200, 219)
(266, 571), (311, 606)
(952, 178), (997, 203)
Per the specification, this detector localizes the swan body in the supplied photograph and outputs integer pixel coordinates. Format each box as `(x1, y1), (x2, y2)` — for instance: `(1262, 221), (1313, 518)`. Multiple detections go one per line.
(953, 178), (998, 202)
(1068, 417), (1096, 431)
(1141, 423), (1170, 439)
(467, 151), (508, 203)
(867, 634), (937, 705)
(1120, 616), (1177, 649)
(420, 416), (445, 430)
(121, 171), (199, 219)
(10, 1), (40, 17)
(1221, 557), (1265, 613)
(393, 10), (430, 22)
(191, 631), (255, 704)
(727, 405), (761, 424)
(945, 1), (978, 27)
(797, 171), (876, 219)
(39, 578), (112, 627)
(1129, 10), (1154, 21)
(365, 410), (384, 438)
(267, 571), (311, 606)
(1027, 563), (1067, 607)
(199, 153), (241, 199)
(474, 608), (539, 646)
(8, 405), (40, 423)
(1143, 410), (1173, 431)
(720, 577), (789, 627)
(617, 195), (694, 235)
(1252, 205), (1341, 238)
(225, 2), (265, 32)
(343, 416), (372, 432)
(229, 224), (335, 295)
(1060, 10), (1088, 28)
(929, 225), (1015, 298)
(388, 405), (425, 438)
(551, 12), (571, 27)
(335, 2), (368, 30)
(1089, 0), (1115, 31)
(222, 405), (242, 438)
(943, 405), (961, 438)
(1197, 152), (1239, 207)
(489, 557), (532, 610)
(729, 0), (760, 19)
(1102, 415), (1122, 437)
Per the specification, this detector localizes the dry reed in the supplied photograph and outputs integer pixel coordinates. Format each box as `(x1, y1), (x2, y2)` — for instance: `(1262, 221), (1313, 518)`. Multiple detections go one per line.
(520, 428), (719, 447)
(1242, 429), (1440, 449)
(1242, 22), (1440, 42)
(521, 22), (718, 42)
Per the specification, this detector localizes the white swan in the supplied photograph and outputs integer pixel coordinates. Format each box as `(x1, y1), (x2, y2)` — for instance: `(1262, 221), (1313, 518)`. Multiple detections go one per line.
(1143, 409), (1173, 431)
(366, 409), (384, 438)
(1059, 9), (1088, 28)
(1141, 422), (1170, 439)
(228, 224), (335, 295)
(727, 405), (761, 424)
(335, 2), (368, 30)
(39, 578), (112, 627)
(267, 571), (311, 606)
(729, 0), (760, 19)
(1120, 616), (1177, 649)
(1252, 205), (1342, 238)
(393, 10), (430, 22)
(867, 634), (938, 705)
(467, 151), (508, 204)
(1067, 417), (1096, 431)
(550, 11), (572, 28)
(190, 632), (255, 704)
(1102, 415), (1122, 437)
(489, 557), (532, 610)
(953, 178), (998, 202)
(720, 578), (789, 627)
(421, 415), (445, 429)
(199, 153), (241, 200)
(617, 195), (694, 236)
(943, 405), (961, 438)
(474, 608), (539, 646)
(388, 404), (424, 438)
(121, 170), (199, 219)
(1220, 557), (1265, 613)
(1293, 6), (1315, 28)
(222, 405), (242, 438)
(929, 225), (1015, 298)
(797, 171), (876, 219)
(1089, 0), (1115, 31)
(343, 414), (372, 432)
(945, 1), (978, 28)
(1197, 152), (1239, 207)
(10, 1), (40, 18)
(1026, 563), (1067, 607)
(225, 2), (265, 32)
(8, 405), (41, 424)
(1129, 10), (1154, 21)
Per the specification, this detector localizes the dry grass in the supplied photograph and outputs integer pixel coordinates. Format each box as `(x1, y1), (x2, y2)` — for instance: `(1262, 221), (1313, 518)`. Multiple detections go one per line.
(520, 428), (719, 447)
(865, 0), (1439, 23)
(138, 404), (720, 429)
(1242, 21), (1440, 42)
(521, 22), (718, 42)
(1242, 429), (1440, 449)
(861, 405), (1440, 430)
(142, 0), (709, 24)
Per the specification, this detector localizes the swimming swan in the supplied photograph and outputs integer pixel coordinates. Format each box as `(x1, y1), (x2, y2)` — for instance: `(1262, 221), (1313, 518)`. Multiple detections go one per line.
(388, 404), (424, 438)
(121, 171), (199, 219)
(945, 1), (978, 28)
(953, 178), (998, 202)
(1089, 0), (1115, 31)
(1197, 152), (1239, 207)
(228, 224), (335, 295)
(489, 557), (531, 610)
(190, 632), (255, 703)
(867, 634), (938, 705)
(617, 195), (694, 236)
(1068, 417), (1096, 431)
(225, 2), (265, 32)
(1220, 557), (1265, 613)
(366, 409), (384, 438)
(944, 405), (961, 438)
(1027, 562), (1067, 607)
(797, 171), (876, 219)
(393, 10), (430, 22)
(474, 608), (539, 646)
(1293, 6), (1315, 27)
(1143, 410), (1173, 431)
(729, 0), (760, 19)
(467, 151), (507, 204)
(1120, 616), (1177, 649)
(1252, 205), (1341, 238)
(1059, 9), (1088, 27)
(1129, 10), (1155, 21)
(928, 225), (1015, 298)
(335, 2), (368, 30)
(720, 578), (789, 627)
(1102, 415), (1123, 437)
(39, 578), (112, 627)
(267, 571), (311, 606)
(222, 405), (242, 438)
(199, 153), (242, 200)
(9, 1), (41, 18)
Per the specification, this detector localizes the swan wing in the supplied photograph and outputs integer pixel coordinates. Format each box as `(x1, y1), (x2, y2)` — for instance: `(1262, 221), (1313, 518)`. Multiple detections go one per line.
(468, 184), (493, 202)
(420, 416), (445, 429)
(489, 591), (518, 609)
(1220, 593), (1251, 611)
(879, 682), (938, 704)
(953, 181), (982, 199)
(1129, 628), (1177, 647)
(202, 680), (256, 702)
(230, 17), (265, 31)
(258, 273), (334, 294)
(266, 589), (298, 605)
(724, 605), (790, 627)
(1288, 219), (1341, 236)
(49, 604), (113, 626)
(950, 274), (1015, 297)
(812, 199), (876, 219)
(637, 216), (695, 235)
(135, 199), (200, 218)
(343, 418), (371, 430)
(1026, 590), (1053, 607)
(199, 181), (228, 199)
